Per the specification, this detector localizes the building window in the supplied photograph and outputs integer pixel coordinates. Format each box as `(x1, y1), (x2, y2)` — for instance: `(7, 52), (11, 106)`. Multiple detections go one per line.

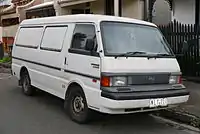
(26, 7), (56, 19)
(71, 9), (91, 14)
(2, 17), (19, 27)
(71, 2), (92, 14)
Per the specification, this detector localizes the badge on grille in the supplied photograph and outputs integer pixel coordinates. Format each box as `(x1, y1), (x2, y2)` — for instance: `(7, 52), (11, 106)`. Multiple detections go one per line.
(147, 76), (155, 82)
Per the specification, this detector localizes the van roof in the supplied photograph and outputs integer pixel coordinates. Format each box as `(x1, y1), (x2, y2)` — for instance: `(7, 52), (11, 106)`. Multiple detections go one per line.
(21, 14), (157, 27)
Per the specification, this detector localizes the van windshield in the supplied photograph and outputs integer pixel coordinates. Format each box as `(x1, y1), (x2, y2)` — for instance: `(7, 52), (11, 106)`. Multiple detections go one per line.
(100, 21), (173, 57)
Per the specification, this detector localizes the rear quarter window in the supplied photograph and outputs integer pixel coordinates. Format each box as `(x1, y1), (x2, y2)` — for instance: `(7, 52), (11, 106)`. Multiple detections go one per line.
(40, 26), (68, 52)
(16, 27), (43, 48)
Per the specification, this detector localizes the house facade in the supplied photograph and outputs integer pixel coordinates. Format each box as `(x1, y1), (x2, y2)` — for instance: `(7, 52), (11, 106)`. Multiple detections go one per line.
(54, 0), (147, 20)
(0, 0), (11, 42)
(0, 0), (42, 52)
(0, 0), (153, 52)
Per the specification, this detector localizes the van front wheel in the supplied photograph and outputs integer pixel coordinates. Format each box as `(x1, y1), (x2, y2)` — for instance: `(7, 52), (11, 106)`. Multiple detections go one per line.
(65, 86), (91, 124)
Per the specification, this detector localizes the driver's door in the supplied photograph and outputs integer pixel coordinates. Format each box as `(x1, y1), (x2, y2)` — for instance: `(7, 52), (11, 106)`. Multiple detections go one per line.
(64, 23), (101, 92)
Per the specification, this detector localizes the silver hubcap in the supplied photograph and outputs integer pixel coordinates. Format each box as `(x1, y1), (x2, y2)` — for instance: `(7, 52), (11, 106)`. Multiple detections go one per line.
(23, 77), (29, 92)
(73, 96), (84, 113)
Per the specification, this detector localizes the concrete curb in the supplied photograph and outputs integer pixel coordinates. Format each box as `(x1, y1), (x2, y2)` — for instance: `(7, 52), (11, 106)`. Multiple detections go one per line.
(151, 114), (200, 133)
(0, 62), (11, 68)
(155, 109), (200, 129)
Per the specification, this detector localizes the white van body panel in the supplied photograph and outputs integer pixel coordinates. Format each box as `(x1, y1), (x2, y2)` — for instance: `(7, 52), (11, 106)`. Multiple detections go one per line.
(12, 45), (67, 98)
(101, 57), (181, 73)
(20, 14), (156, 27)
(12, 14), (189, 114)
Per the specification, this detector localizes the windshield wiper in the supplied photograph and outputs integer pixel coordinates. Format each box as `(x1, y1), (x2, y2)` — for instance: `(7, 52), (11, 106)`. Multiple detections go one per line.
(156, 53), (170, 56)
(114, 52), (173, 59)
(147, 53), (174, 59)
(155, 53), (173, 57)
(115, 51), (147, 58)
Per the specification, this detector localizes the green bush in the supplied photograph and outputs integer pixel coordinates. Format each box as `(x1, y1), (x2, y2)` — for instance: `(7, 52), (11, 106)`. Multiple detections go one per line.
(0, 57), (11, 63)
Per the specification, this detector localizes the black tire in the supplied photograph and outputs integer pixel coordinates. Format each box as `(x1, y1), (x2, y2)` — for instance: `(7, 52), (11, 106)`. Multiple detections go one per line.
(21, 71), (35, 96)
(64, 86), (92, 124)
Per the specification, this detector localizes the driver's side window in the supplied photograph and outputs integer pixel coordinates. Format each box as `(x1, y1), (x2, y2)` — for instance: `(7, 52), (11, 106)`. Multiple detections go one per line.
(71, 24), (97, 52)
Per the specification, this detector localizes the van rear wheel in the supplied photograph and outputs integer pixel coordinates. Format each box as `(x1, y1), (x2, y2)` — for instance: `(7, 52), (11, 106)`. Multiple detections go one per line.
(65, 86), (91, 124)
(21, 72), (35, 96)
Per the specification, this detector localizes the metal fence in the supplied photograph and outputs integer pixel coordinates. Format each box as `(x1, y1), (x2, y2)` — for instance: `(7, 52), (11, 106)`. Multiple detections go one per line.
(159, 21), (200, 77)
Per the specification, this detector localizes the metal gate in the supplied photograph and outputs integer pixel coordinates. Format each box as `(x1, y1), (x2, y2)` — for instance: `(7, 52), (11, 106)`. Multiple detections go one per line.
(159, 20), (200, 77)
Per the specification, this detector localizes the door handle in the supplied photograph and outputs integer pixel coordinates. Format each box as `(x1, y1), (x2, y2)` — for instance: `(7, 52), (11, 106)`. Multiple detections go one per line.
(91, 63), (99, 69)
(64, 57), (67, 65)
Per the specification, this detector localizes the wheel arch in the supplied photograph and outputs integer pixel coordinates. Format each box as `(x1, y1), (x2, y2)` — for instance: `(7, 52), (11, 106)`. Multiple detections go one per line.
(65, 81), (85, 100)
(19, 66), (29, 85)
(20, 66), (29, 77)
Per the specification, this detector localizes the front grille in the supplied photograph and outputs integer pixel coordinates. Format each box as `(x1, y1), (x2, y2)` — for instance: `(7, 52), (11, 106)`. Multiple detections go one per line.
(128, 73), (170, 85)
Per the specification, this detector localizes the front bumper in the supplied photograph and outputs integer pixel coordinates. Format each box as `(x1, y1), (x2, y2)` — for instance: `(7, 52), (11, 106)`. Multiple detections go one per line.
(99, 95), (189, 114)
(98, 88), (189, 114)
(101, 88), (189, 100)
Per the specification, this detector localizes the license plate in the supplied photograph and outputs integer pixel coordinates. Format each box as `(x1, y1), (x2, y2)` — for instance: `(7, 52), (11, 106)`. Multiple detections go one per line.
(149, 98), (168, 108)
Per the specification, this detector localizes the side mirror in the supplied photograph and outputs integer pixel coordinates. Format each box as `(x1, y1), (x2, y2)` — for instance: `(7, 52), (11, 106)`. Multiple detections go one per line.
(182, 41), (189, 54)
(85, 39), (95, 51)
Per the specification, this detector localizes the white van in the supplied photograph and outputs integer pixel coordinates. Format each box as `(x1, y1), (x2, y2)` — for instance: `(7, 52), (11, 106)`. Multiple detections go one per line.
(12, 14), (189, 123)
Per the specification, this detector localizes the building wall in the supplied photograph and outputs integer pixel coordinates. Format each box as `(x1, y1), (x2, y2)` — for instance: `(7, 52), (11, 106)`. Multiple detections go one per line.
(90, 0), (104, 14)
(172, 0), (195, 24)
(122, 0), (143, 20)
(2, 25), (18, 52)
(2, 24), (19, 37)
(60, 4), (85, 15)
(56, 0), (105, 15)
(1, 13), (19, 38)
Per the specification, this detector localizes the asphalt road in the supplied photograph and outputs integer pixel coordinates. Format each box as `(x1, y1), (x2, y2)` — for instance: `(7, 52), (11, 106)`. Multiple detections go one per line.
(0, 75), (197, 134)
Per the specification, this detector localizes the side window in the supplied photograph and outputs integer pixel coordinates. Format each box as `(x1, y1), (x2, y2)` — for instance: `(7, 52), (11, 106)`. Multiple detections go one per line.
(71, 24), (97, 51)
(41, 26), (68, 52)
(16, 27), (43, 48)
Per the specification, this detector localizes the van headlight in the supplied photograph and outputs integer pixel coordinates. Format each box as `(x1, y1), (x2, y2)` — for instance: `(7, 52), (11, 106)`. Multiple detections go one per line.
(169, 75), (182, 84)
(111, 76), (128, 86)
(101, 76), (128, 87)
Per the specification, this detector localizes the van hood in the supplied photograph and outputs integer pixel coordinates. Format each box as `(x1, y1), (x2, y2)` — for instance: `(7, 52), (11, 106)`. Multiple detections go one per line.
(101, 57), (180, 73)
